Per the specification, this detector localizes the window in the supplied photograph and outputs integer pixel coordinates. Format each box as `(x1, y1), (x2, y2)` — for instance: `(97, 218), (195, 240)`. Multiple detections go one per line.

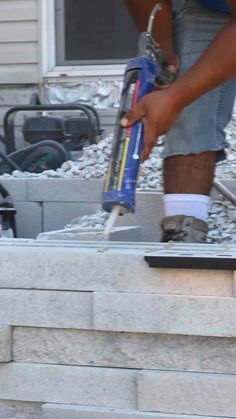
(55, 0), (139, 66)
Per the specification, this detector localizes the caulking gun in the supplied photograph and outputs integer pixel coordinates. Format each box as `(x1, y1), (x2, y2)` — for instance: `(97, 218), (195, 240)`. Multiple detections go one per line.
(102, 3), (163, 235)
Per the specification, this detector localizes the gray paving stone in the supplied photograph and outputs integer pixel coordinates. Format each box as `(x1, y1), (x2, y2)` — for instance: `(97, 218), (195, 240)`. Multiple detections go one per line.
(0, 290), (92, 329)
(15, 201), (42, 238)
(117, 192), (164, 242)
(42, 404), (219, 419)
(42, 202), (100, 232)
(0, 326), (12, 363)
(138, 370), (236, 417)
(13, 327), (236, 374)
(39, 226), (142, 242)
(93, 292), (236, 337)
(0, 363), (136, 408)
(0, 400), (42, 419)
(26, 179), (103, 202)
(0, 244), (232, 296)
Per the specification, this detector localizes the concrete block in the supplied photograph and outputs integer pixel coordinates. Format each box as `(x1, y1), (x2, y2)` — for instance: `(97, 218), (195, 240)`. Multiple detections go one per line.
(116, 191), (164, 242)
(26, 179), (103, 202)
(43, 202), (99, 232)
(38, 225), (142, 242)
(0, 326), (11, 362)
(0, 289), (92, 329)
(93, 292), (236, 337)
(0, 400), (42, 419)
(14, 201), (42, 238)
(42, 404), (218, 419)
(109, 226), (142, 241)
(138, 370), (236, 417)
(0, 363), (136, 408)
(0, 243), (232, 296)
(0, 179), (27, 201)
(13, 327), (236, 374)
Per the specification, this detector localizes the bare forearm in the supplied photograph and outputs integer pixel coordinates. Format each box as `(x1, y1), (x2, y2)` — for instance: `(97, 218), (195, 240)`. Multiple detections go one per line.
(170, 20), (236, 109)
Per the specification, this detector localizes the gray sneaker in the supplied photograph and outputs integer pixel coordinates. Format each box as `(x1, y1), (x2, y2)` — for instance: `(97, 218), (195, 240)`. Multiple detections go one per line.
(161, 215), (208, 243)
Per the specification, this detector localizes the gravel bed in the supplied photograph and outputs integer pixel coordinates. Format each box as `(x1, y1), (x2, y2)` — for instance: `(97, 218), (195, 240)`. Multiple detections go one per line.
(0, 113), (235, 244)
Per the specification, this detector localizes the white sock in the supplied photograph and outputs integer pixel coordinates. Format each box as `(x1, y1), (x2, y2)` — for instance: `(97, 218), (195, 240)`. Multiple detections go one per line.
(163, 194), (210, 222)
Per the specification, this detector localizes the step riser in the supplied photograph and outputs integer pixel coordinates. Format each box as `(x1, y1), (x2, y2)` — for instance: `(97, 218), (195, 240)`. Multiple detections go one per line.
(1, 289), (236, 337)
(0, 326), (11, 363)
(1, 363), (236, 417)
(138, 371), (236, 417)
(13, 327), (236, 374)
(0, 246), (233, 296)
(94, 292), (236, 337)
(0, 363), (136, 409)
(43, 404), (219, 419)
(0, 289), (91, 329)
(0, 400), (42, 419)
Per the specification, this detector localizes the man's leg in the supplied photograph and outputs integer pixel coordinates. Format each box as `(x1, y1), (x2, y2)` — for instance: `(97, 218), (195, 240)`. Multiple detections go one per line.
(164, 152), (216, 195)
(161, 1), (235, 242)
(161, 152), (216, 243)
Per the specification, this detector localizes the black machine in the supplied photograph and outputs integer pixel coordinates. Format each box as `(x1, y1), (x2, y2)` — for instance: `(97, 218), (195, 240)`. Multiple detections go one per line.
(0, 183), (17, 238)
(0, 96), (103, 174)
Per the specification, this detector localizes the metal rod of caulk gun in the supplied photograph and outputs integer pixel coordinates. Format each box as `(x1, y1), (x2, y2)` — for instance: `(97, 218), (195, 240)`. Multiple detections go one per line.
(147, 3), (162, 35)
(104, 3), (162, 238)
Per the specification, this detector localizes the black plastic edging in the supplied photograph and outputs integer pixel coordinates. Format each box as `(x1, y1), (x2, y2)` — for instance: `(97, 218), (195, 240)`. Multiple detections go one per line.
(144, 256), (236, 270)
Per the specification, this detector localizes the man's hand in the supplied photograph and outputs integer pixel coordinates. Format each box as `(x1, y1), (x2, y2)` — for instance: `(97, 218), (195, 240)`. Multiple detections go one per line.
(121, 89), (182, 161)
(156, 52), (180, 89)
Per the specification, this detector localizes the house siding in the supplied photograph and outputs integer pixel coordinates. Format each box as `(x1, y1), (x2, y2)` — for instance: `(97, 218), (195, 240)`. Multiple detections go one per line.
(0, 0), (39, 84)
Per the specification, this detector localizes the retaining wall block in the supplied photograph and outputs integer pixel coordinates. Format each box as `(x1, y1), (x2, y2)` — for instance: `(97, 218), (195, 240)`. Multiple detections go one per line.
(26, 179), (103, 202)
(0, 289), (92, 329)
(0, 363), (136, 408)
(13, 327), (236, 374)
(93, 292), (236, 337)
(0, 326), (12, 363)
(138, 370), (236, 417)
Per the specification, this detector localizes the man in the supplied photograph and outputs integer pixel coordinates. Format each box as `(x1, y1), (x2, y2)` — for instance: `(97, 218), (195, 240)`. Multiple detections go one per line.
(123, 0), (236, 242)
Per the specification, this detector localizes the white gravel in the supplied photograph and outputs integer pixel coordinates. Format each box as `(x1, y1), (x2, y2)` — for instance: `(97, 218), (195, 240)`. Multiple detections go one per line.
(0, 114), (235, 244)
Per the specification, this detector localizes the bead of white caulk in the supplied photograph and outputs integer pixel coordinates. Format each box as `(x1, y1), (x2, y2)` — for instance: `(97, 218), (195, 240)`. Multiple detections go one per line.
(104, 205), (123, 237)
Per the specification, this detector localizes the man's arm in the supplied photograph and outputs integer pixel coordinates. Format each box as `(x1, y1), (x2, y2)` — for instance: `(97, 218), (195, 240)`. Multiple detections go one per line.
(122, 0), (236, 160)
(125, 0), (178, 71)
(170, 1), (236, 107)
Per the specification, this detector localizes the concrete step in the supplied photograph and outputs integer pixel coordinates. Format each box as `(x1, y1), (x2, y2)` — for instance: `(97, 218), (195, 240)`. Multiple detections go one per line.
(0, 239), (235, 418)
(0, 240), (234, 296)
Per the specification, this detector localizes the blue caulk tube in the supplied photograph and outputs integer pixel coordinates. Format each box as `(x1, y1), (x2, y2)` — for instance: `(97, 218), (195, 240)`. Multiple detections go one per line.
(102, 4), (162, 235)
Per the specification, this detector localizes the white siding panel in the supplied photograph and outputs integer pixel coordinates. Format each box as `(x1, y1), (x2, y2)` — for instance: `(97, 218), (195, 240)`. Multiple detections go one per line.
(0, 21), (38, 43)
(0, 43), (37, 64)
(0, 0), (37, 22)
(0, 64), (39, 84)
